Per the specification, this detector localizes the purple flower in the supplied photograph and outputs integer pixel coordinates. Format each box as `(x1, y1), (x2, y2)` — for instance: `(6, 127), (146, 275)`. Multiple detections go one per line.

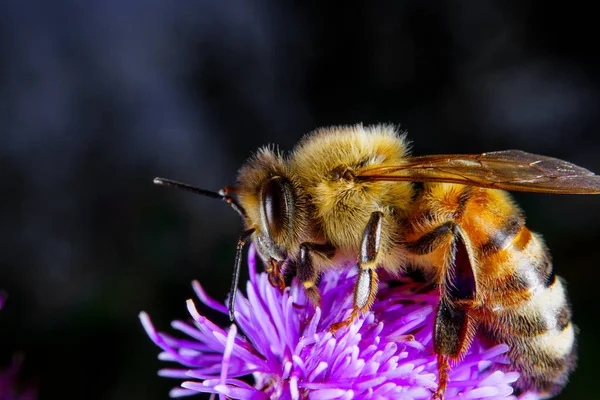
(0, 291), (6, 311)
(0, 356), (36, 400)
(140, 247), (541, 399)
(0, 292), (36, 400)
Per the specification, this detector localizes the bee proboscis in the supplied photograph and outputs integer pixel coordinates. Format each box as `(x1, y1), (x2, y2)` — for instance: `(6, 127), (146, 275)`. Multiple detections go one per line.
(155, 124), (599, 398)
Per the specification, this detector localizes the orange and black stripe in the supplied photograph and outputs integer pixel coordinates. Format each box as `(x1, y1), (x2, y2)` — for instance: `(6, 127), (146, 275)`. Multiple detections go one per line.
(467, 189), (576, 396)
(407, 183), (576, 396)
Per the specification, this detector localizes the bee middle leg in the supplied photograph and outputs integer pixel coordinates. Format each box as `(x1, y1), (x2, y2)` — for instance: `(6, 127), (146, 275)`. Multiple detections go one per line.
(330, 211), (383, 332)
(297, 242), (336, 306)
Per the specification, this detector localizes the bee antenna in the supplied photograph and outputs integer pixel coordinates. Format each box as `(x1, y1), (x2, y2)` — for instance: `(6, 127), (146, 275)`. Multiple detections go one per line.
(153, 177), (246, 218)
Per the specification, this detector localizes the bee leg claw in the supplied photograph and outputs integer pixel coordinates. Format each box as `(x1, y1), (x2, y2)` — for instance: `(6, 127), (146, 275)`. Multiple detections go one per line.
(431, 392), (444, 400)
(432, 354), (450, 400)
(329, 308), (361, 333)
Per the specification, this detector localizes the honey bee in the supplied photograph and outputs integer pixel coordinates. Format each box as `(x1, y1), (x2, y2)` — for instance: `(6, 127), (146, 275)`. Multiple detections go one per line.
(155, 124), (600, 398)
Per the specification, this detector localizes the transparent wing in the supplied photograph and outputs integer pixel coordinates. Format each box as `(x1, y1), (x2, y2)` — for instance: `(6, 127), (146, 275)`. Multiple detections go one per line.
(356, 150), (600, 194)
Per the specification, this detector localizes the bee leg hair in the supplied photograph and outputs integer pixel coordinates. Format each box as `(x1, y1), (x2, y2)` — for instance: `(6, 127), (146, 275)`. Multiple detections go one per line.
(408, 224), (478, 400)
(404, 222), (479, 399)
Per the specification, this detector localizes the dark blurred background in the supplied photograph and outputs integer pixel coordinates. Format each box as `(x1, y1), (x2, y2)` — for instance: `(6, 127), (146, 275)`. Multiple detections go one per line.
(0, 1), (598, 399)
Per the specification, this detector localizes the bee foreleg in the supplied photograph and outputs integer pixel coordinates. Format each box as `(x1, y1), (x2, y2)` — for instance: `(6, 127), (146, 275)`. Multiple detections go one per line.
(297, 242), (336, 307)
(228, 227), (257, 322)
(330, 211), (383, 332)
(266, 259), (286, 291)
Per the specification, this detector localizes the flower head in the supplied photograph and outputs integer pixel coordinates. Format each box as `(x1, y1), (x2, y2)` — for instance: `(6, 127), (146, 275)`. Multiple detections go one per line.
(0, 292), (36, 400)
(0, 355), (36, 400)
(141, 247), (540, 399)
(0, 291), (6, 311)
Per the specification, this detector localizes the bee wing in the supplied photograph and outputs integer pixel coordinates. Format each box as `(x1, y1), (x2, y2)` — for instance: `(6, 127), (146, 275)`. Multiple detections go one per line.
(356, 150), (600, 194)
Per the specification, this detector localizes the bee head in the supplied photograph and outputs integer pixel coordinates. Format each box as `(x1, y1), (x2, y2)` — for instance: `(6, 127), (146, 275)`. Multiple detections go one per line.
(153, 145), (311, 321)
(236, 147), (309, 264)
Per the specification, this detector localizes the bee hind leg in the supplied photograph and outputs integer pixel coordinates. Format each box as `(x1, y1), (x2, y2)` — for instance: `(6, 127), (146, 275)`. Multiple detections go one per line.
(405, 221), (479, 399)
(330, 211), (383, 333)
(412, 225), (478, 400)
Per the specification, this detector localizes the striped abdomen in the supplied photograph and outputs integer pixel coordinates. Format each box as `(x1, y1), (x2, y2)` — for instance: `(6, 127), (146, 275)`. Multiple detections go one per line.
(407, 183), (577, 396)
(474, 214), (577, 395)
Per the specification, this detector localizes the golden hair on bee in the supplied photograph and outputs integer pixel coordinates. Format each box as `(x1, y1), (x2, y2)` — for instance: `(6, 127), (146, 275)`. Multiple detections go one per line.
(154, 123), (600, 399)
(289, 124), (415, 271)
(290, 125), (414, 248)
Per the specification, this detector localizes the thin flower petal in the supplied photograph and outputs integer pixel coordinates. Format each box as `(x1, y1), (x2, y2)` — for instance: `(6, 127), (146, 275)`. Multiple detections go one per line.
(142, 246), (543, 399)
(192, 281), (228, 315)
(219, 324), (237, 387)
(0, 290), (6, 310)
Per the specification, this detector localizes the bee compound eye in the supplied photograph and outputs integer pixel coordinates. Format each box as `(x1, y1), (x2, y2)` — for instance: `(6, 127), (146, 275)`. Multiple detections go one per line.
(261, 177), (293, 240)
